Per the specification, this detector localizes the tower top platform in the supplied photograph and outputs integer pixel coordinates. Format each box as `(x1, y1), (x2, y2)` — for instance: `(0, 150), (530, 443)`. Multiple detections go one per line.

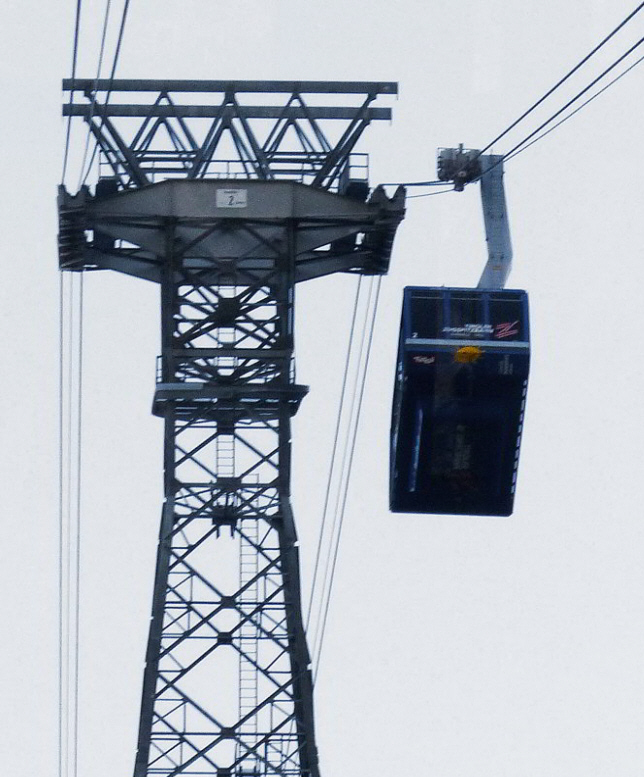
(63, 79), (398, 191)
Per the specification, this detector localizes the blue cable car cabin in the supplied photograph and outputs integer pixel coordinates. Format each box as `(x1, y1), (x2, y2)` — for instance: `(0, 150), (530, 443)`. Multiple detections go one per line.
(390, 287), (530, 516)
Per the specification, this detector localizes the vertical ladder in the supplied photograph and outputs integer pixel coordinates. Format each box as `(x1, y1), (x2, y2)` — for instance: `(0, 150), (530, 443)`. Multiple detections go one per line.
(238, 517), (260, 774)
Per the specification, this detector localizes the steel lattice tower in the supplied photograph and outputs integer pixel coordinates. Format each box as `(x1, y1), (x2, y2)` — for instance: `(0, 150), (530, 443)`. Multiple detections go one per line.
(58, 80), (405, 777)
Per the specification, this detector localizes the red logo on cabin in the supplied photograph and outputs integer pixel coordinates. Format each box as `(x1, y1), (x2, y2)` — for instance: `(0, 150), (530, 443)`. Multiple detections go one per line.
(494, 321), (519, 339)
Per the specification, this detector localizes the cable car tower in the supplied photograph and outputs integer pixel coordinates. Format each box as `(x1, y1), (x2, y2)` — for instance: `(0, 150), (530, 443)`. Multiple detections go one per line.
(58, 80), (405, 777)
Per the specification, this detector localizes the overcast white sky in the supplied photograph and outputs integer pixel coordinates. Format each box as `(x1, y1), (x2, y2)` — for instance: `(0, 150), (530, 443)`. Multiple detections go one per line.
(2, 1), (644, 776)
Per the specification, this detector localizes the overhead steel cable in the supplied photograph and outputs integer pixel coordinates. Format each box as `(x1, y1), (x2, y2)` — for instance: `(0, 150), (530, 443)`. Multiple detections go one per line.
(305, 276), (364, 632)
(80, 0), (131, 187)
(507, 33), (644, 155)
(57, 275), (65, 777)
(308, 276), (382, 678)
(306, 277), (372, 660)
(58, 272), (85, 777)
(77, 0), (113, 189)
(60, 272), (75, 777)
(381, 179), (447, 187)
(406, 187), (455, 199)
(308, 280), (373, 672)
(505, 49), (644, 164)
(383, 1), (644, 190)
(60, 3), (91, 772)
(307, 278), (372, 650)
(66, 282), (74, 777)
(474, 0), (644, 160)
(72, 277), (84, 777)
(312, 276), (383, 681)
(62, 0), (83, 185)
(471, 32), (644, 183)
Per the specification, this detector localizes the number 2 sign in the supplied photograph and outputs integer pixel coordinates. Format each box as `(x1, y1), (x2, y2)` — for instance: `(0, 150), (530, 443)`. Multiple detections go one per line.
(216, 189), (248, 208)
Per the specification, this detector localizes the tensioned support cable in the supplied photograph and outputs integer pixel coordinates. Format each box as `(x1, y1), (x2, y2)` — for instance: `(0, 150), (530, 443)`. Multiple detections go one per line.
(79, 0), (131, 187)
(58, 272), (84, 777)
(308, 278), (376, 654)
(305, 275), (364, 633)
(505, 49), (644, 163)
(469, 32), (644, 184)
(474, 0), (644, 160)
(57, 275), (65, 777)
(77, 0), (113, 189)
(382, 2), (644, 191)
(62, 0), (83, 185)
(310, 276), (383, 681)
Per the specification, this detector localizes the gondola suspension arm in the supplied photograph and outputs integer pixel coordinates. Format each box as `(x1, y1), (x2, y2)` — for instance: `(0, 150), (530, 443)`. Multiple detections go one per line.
(437, 145), (512, 290)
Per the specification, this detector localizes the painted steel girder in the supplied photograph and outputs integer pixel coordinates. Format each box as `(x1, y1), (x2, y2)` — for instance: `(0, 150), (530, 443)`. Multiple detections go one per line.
(58, 79), (406, 777)
(63, 78), (398, 94)
(64, 103), (392, 120)
(133, 239), (319, 777)
(57, 179), (406, 283)
(62, 80), (397, 190)
(152, 384), (309, 419)
(136, 498), (314, 777)
(136, 438), (318, 776)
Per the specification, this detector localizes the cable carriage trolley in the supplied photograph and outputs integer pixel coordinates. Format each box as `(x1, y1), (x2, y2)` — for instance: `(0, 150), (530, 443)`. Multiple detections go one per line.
(390, 147), (530, 517)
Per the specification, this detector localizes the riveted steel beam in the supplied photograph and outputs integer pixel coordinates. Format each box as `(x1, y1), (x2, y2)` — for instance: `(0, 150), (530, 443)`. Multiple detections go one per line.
(64, 104), (392, 121)
(63, 78), (398, 95)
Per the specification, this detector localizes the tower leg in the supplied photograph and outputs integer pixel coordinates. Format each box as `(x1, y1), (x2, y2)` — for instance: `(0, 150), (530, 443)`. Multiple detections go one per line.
(134, 234), (318, 777)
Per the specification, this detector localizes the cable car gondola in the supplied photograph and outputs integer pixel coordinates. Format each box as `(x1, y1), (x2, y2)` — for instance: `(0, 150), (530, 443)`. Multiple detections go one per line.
(390, 286), (530, 516)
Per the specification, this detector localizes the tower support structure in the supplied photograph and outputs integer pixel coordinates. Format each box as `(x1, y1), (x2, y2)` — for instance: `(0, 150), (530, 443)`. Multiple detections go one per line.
(58, 80), (405, 777)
